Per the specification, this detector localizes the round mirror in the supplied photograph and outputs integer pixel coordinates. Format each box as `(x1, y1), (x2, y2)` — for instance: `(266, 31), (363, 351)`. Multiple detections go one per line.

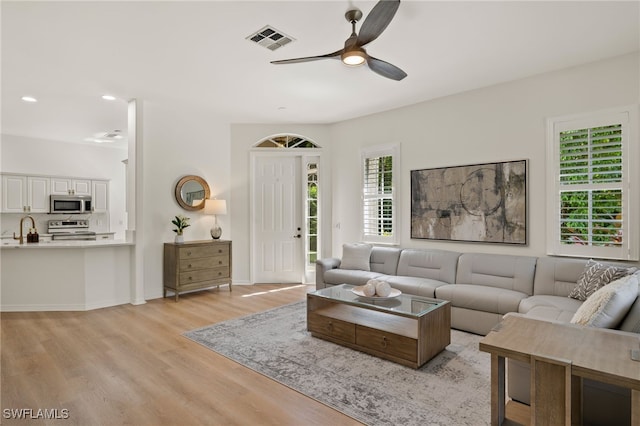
(175, 175), (210, 211)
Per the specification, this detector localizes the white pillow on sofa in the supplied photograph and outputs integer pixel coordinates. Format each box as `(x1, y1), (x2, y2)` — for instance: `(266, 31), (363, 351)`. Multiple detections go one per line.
(570, 274), (639, 328)
(619, 272), (640, 333)
(340, 243), (372, 271)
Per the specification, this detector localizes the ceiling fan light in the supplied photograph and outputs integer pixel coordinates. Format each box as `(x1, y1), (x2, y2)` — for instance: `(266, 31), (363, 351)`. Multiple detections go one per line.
(341, 50), (366, 66)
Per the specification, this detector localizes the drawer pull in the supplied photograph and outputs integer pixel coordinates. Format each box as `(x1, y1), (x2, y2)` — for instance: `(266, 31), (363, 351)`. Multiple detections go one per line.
(381, 336), (388, 348)
(217, 271), (222, 276)
(187, 251), (192, 256)
(188, 276), (193, 281)
(218, 260), (222, 264)
(326, 321), (334, 332)
(188, 264), (192, 268)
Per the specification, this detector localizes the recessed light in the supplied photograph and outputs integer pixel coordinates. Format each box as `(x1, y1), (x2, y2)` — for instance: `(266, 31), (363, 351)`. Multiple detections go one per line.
(102, 95), (116, 101)
(21, 96), (37, 102)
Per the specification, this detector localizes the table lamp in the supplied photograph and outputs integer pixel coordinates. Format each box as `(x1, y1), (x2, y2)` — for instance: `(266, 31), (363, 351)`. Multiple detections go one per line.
(203, 199), (227, 239)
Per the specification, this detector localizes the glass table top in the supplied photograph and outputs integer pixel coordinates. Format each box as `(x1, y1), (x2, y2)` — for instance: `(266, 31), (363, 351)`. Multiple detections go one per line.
(308, 284), (447, 318)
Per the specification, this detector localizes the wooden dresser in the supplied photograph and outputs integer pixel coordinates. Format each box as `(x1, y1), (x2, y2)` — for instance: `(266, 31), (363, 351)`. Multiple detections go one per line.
(163, 240), (232, 301)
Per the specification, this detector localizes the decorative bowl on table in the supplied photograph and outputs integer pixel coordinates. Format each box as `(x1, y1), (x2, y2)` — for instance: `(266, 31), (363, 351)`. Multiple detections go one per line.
(351, 285), (401, 300)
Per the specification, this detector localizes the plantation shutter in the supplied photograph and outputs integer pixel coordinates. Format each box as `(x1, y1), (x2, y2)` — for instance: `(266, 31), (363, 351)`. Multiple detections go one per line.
(362, 145), (399, 244)
(547, 107), (638, 260)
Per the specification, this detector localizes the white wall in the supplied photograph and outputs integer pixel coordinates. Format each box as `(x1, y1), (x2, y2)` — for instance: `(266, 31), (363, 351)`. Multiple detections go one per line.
(230, 124), (332, 283)
(4, 52), (636, 302)
(0, 134), (128, 237)
(328, 53), (640, 258)
(141, 101), (231, 299)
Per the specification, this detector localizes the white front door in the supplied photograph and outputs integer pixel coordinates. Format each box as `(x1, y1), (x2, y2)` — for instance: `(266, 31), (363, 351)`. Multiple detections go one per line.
(252, 155), (303, 283)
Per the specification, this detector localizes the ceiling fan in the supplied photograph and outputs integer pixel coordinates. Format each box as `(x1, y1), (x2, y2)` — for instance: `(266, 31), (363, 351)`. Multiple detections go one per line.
(271, 0), (407, 81)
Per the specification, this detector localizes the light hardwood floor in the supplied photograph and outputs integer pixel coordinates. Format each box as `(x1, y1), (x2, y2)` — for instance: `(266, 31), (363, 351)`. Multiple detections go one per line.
(1, 284), (363, 425)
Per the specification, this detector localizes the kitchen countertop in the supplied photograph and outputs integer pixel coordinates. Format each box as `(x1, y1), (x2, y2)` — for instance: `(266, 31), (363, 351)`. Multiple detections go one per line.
(1, 233), (53, 239)
(0, 239), (133, 249)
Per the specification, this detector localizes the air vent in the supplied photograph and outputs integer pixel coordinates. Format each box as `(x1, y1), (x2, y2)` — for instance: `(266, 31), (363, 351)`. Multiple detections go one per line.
(247, 25), (295, 51)
(103, 130), (123, 139)
(84, 129), (125, 144)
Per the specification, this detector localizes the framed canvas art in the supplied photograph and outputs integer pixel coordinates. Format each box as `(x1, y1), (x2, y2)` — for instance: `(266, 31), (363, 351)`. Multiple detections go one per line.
(410, 160), (527, 244)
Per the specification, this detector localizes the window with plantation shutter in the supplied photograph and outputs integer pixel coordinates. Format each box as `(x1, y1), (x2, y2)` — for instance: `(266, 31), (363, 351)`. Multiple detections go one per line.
(547, 106), (639, 260)
(362, 144), (399, 244)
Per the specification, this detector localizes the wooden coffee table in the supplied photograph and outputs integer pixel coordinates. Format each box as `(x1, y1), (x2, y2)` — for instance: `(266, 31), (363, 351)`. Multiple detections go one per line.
(307, 284), (451, 368)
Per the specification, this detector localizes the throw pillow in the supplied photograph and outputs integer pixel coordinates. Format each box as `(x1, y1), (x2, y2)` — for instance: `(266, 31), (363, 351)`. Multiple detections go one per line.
(570, 274), (639, 328)
(619, 272), (640, 333)
(568, 259), (632, 301)
(340, 243), (372, 271)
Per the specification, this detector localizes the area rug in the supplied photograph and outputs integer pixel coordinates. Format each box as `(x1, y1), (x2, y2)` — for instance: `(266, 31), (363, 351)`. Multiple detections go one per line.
(184, 301), (491, 426)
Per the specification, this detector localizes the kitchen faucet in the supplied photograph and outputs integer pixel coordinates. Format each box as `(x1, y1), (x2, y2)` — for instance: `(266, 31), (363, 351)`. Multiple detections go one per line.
(13, 215), (36, 245)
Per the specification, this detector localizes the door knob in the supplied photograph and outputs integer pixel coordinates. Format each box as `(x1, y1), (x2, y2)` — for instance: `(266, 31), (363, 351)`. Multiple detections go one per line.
(293, 234), (301, 238)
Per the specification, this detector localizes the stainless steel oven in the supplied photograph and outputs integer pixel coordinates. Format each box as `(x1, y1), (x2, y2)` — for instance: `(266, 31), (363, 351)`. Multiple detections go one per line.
(50, 195), (92, 214)
(47, 219), (96, 241)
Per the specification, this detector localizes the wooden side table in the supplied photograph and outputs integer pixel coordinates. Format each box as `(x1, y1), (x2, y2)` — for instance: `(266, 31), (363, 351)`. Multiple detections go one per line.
(479, 315), (640, 425)
(163, 240), (232, 301)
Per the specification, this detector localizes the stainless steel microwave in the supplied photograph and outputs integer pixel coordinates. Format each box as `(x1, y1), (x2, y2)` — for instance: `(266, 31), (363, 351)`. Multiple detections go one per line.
(50, 195), (92, 214)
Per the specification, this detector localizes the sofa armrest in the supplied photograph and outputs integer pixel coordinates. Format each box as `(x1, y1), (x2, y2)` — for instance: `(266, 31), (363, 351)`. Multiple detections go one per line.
(315, 258), (341, 289)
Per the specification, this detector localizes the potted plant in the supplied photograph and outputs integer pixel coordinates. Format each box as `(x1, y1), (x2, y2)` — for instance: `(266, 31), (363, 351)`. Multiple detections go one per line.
(171, 215), (190, 243)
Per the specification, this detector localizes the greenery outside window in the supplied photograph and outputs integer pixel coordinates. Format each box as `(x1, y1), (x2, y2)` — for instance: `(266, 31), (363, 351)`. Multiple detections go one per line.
(306, 162), (318, 267)
(362, 144), (399, 244)
(546, 106), (639, 260)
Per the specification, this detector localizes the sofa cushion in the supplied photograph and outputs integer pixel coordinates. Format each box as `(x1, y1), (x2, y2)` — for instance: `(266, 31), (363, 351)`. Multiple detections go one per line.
(568, 259), (635, 301)
(570, 274), (639, 328)
(369, 247), (402, 275)
(324, 268), (385, 286)
(521, 306), (579, 323)
(455, 253), (536, 295)
(518, 295), (582, 317)
(396, 249), (460, 284)
(385, 276), (448, 298)
(435, 284), (527, 315)
(533, 257), (588, 297)
(340, 243), (372, 271)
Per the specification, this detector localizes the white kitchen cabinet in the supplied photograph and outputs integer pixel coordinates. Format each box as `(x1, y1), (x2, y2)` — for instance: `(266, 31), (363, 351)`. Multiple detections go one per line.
(51, 178), (91, 196)
(1, 175), (50, 213)
(50, 178), (70, 195)
(2, 174), (108, 214)
(27, 176), (50, 212)
(95, 233), (115, 240)
(2, 175), (27, 213)
(91, 180), (109, 213)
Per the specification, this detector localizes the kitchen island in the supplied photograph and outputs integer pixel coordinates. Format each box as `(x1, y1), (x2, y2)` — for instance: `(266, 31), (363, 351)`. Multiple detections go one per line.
(1, 239), (135, 311)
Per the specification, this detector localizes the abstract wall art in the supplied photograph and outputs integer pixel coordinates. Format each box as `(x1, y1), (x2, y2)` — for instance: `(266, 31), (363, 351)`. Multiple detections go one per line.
(410, 160), (527, 244)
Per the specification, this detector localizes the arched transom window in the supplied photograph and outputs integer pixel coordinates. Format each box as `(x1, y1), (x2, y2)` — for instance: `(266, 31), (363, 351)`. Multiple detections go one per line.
(255, 134), (320, 149)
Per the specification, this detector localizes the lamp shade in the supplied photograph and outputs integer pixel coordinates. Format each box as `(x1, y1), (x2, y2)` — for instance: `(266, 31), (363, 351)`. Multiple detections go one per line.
(203, 199), (227, 215)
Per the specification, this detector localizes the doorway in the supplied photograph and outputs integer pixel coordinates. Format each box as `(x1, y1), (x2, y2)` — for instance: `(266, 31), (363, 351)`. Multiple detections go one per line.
(250, 135), (321, 284)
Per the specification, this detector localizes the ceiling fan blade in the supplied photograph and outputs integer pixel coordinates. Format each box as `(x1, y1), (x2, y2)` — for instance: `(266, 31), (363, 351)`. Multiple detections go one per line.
(271, 49), (343, 65)
(367, 55), (407, 81)
(356, 0), (401, 47)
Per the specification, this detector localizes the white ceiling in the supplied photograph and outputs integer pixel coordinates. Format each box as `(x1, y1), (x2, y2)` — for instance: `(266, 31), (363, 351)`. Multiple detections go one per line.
(2, 1), (638, 148)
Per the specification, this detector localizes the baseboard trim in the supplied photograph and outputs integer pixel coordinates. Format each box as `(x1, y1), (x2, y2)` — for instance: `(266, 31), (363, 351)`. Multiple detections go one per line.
(1, 303), (86, 312)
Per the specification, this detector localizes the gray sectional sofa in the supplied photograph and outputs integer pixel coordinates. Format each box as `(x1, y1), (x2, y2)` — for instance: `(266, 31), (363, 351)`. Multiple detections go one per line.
(316, 245), (640, 426)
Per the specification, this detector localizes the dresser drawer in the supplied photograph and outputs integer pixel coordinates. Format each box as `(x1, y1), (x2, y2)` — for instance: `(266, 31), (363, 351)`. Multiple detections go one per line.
(356, 325), (417, 362)
(179, 266), (230, 284)
(308, 313), (355, 343)
(179, 244), (229, 260)
(179, 255), (229, 272)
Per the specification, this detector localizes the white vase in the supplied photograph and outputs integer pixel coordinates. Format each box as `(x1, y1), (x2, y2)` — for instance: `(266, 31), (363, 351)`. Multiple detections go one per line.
(175, 234), (184, 244)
